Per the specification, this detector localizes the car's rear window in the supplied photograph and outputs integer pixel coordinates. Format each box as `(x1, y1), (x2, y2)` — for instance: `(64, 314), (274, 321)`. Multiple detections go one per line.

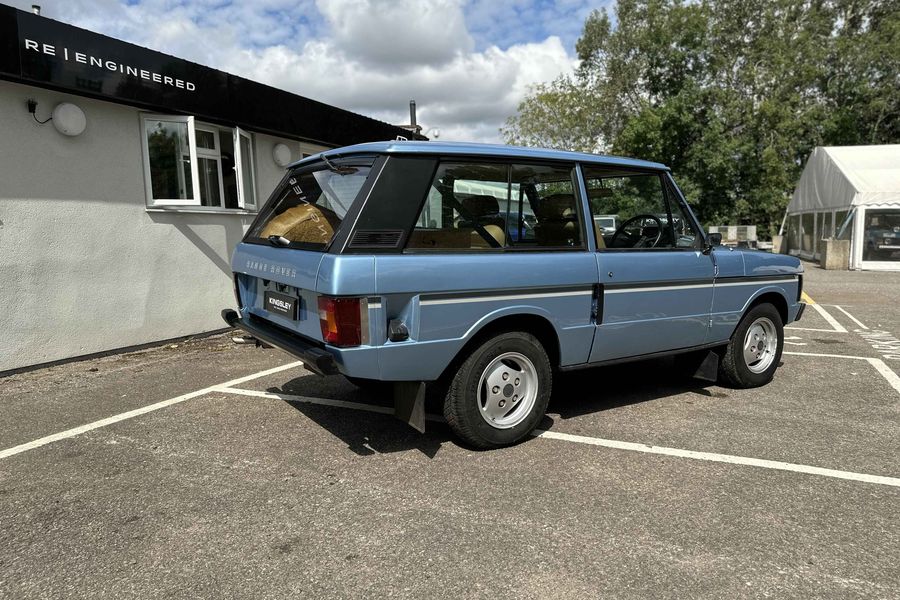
(248, 160), (373, 249)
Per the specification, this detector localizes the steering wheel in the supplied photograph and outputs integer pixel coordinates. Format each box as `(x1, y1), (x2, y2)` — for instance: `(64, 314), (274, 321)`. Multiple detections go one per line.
(609, 214), (664, 248)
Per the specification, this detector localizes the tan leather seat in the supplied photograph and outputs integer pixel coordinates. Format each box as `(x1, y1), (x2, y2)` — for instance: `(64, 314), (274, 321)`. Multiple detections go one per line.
(459, 195), (507, 248)
(260, 204), (339, 244)
(534, 194), (580, 247)
(470, 224), (506, 248)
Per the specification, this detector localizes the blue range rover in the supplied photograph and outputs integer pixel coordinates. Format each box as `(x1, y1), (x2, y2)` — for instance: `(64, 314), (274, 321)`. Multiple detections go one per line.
(222, 141), (805, 448)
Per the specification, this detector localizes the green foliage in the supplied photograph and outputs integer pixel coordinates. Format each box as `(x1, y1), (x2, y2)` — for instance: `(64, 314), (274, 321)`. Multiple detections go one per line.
(502, 0), (900, 238)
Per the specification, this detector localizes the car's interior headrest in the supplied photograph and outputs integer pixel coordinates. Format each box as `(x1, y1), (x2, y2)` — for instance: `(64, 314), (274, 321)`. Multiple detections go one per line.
(461, 195), (501, 218)
(537, 194), (576, 219)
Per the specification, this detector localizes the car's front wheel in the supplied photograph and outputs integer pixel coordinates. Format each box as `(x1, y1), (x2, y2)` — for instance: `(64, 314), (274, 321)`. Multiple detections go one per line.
(444, 331), (552, 449)
(718, 303), (784, 388)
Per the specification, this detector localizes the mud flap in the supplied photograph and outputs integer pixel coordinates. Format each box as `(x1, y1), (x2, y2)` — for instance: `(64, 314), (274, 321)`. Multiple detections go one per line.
(393, 381), (426, 433)
(693, 350), (720, 382)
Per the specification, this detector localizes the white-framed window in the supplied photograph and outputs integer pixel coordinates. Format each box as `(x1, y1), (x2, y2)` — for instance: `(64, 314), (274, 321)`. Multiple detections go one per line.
(141, 114), (257, 211)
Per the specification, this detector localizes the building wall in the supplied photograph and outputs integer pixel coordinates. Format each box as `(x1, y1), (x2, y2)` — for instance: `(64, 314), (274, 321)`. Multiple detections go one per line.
(0, 81), (326, 371)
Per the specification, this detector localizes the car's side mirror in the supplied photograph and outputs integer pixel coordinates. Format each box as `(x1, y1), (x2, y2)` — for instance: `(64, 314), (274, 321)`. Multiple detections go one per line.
(703, 232), (722, 254)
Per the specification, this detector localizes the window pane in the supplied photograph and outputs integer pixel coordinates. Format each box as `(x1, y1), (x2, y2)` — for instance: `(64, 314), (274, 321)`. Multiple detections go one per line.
(220, 130), (239, 209)
(835, 210), (849, 238)
(511, 164), (581, 248)
(863, 209), (900, 261)
(801, 213), (814, 252)
(198, 157), (221, 207)
(582, 167), (668, 249)
(196, 129), (216, 150)
(666, 194), (699, 248)
(240, 135), (255, 207)
(787, 215), (801, 251)
(249, 163), (372, 249)
(145, 119), (193, 200)
(408, 163), (508, 250)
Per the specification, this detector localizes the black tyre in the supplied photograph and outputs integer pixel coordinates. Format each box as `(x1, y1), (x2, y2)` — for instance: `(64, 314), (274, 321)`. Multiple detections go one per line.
(718, 303), (784, 388)
(444, 331), (552, 449)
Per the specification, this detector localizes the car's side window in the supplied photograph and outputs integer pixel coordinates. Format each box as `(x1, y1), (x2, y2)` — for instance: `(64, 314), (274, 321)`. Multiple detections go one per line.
(508, 164), (583, 248)
(582, 167), (697, 250)
(408, 162), (509, 250)
(407, 161), (584, 251)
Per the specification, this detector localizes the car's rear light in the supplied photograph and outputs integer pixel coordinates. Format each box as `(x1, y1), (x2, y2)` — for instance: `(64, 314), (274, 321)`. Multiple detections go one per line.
(317, 296), (368, 347)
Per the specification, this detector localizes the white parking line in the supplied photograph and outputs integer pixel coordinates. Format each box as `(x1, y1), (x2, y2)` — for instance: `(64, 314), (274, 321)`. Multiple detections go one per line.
(218, 386), (900, 488)
(533, 430), (900, 488)
(810, 303), (848, 332)
(784, 351), (900, 396)
(214, 386), (448, 423)
(216, 386), (395, 416)
(0, 361), (304, 461)
(832, 305), (869, 330)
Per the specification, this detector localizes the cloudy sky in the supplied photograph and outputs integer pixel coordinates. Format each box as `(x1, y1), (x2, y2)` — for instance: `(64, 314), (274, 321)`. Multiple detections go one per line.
(12, 0), (612, 142)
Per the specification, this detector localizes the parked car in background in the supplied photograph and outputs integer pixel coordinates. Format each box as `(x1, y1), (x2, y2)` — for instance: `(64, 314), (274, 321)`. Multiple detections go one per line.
(222, 141), (806, 448)
(593, 214), (618, 236)
(863, 212), (900, 260)
(507, 210), (536, 242)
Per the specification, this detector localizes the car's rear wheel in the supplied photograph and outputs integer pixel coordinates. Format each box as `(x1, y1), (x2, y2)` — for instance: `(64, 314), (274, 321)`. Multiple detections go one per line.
(718, 303), (783, 388)
(444, 331), (551, 449)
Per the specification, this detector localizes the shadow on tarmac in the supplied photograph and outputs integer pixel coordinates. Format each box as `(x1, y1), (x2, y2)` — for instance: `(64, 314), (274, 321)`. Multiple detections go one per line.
(265, 357), (717, 458)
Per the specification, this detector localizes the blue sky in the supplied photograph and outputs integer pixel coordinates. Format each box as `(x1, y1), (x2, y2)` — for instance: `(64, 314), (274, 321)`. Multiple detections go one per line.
(12, 0), (614, 141)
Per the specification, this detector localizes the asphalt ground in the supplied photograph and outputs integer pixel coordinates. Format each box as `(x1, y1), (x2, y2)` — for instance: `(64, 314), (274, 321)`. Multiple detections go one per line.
(1, 265), (898, 599)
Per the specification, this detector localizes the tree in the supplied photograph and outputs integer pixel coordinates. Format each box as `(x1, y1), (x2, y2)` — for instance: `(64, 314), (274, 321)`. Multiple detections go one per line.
(502, 0), (899, 238)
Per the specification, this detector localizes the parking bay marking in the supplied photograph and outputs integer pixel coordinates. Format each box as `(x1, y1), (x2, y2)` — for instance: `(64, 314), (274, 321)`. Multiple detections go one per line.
(532, 430), (900, 487)
(831, 305), (869, 330)
(4, 351), (898, 487)
(784, 351), (900, 396)
(0, 361), (304, 461)
(212, 384), (900, 488)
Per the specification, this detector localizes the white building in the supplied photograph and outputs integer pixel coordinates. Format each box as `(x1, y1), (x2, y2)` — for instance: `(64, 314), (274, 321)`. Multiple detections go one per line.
(784, 145), (900, 271)
(0, 5), (421, 373)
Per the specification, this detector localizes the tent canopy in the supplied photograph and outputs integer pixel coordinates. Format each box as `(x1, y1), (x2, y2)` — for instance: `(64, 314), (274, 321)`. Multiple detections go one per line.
(788, 145), (900, 213)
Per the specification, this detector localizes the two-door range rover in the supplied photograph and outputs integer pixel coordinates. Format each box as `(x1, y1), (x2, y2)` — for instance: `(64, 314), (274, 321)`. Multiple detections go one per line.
(222, 141), (805, 448)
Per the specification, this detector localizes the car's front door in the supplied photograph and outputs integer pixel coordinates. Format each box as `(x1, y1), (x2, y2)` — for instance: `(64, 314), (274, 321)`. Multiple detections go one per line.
(582, 168), (715, 363)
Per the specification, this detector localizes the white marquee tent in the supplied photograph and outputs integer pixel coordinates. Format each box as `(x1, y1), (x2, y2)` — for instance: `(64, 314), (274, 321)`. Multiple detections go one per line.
(784, 145), (900, 270)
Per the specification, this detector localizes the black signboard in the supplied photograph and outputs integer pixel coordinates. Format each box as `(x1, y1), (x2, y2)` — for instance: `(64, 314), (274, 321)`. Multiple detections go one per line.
(0, 5), (424, 146)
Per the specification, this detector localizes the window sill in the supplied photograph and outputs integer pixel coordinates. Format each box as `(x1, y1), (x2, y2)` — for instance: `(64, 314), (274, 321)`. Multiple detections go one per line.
(146, 207), (258, 216)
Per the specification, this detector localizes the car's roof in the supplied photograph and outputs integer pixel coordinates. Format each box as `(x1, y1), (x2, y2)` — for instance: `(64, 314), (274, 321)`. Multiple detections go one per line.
(289, 140), (669, 171)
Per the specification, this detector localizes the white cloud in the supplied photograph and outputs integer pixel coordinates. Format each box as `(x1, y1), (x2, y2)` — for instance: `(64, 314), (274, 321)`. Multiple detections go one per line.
(12, 0), (577, 143)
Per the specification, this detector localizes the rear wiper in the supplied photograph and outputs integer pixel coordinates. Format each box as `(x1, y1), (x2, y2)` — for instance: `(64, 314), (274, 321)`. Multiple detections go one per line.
(321, 155), (357, 174)
(267, 235), (291, 247)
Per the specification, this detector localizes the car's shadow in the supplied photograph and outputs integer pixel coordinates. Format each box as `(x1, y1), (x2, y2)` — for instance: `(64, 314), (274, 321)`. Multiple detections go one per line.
(548, 357), (722, 421)
(266, 356), (718, 458)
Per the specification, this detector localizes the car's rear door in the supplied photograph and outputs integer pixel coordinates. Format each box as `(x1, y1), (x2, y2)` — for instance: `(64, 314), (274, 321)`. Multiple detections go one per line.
(582, 167), (715, 362)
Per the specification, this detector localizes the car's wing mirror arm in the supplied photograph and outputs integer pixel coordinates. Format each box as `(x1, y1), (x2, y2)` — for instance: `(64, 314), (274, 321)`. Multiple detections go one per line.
(703, 232), (722, 255)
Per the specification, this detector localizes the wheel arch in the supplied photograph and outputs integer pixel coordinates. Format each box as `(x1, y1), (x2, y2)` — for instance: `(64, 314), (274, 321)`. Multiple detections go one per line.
(742, 289), (789, 325)
(439, 310), (562, 381)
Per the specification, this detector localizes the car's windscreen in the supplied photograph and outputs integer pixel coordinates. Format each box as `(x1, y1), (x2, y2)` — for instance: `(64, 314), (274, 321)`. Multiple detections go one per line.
(248, 162), (372, 249)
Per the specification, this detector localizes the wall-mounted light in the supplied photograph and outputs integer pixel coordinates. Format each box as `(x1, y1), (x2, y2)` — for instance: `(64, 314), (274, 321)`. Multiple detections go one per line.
(26, 99), (87, 136)
(272, 143), (292, 167)
(51, 103), (86, 136)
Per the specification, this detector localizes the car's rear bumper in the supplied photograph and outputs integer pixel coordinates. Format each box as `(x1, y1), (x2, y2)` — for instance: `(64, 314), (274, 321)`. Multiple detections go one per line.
(221, 309), (338, 376)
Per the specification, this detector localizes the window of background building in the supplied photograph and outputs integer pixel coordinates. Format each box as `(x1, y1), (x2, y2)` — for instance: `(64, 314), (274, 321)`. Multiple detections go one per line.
(141, 114), (256, 211)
